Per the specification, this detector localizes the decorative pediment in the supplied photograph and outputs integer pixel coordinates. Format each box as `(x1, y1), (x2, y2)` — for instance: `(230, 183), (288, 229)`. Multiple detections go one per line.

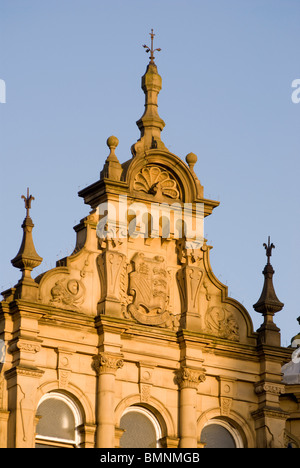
(37, 250), (100, 316)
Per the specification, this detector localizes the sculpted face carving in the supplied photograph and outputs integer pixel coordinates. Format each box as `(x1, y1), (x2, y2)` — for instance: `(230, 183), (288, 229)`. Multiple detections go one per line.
(133, 166), (180, 199)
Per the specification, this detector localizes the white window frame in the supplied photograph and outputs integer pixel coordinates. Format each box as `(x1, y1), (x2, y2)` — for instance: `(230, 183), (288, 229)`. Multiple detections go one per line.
(202, 419), (244, 448)
(35, 392), (82, 448)
(121, 405), (162, 448)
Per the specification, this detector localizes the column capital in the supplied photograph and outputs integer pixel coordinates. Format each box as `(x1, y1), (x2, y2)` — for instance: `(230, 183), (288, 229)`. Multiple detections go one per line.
(254, 381), (285, 396)
(92, 352), (124, 375)
(176, 366), (206, 390)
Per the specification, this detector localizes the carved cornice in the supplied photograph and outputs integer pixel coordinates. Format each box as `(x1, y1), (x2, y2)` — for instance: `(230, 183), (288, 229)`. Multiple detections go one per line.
(176, 366), (206, 390)
(255, 381), (285, 396)
(5, 365), (44, 380)
(92, 352), (124, 375)
(8, 337), (42, 355)
(251, 407), (289, 421)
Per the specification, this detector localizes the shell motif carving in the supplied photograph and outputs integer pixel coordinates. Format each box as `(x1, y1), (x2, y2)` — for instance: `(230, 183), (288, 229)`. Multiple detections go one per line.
(133, 166), (180, 199)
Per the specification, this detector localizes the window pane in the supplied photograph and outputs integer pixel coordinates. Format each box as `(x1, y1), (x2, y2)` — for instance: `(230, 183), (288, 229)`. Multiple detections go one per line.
(36, 398), (75, 441)
(120, 411), (157, 448)
(201, 423), (236, 448)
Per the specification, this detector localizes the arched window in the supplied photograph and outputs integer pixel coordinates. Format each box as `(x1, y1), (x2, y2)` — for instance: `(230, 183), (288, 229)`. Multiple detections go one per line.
(119, 406), (162, 448)
(35, 392), (82, 448)
(200, 419), (243, 448)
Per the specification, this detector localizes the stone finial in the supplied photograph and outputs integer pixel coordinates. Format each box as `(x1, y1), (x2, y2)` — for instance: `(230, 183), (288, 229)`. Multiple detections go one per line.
(253, 237), (284, 346)
(106, 136), (119, 159)
(185, 152), (204, 198)
(11, 188), (43, 299)
(132, 30), (167, 156)
(186, 153), (198, 172)
(100, 136), (122, 181)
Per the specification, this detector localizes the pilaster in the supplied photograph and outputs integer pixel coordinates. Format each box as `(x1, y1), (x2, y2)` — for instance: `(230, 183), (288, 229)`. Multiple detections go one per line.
(93, 351), (124, 448)
(176, 365), (206, 448)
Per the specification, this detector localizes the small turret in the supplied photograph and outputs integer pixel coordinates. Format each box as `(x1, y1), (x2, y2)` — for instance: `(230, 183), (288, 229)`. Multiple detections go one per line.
(132, 29), (168, 156)
(11, 188), (42, 300)
(253, 236), (283, 346)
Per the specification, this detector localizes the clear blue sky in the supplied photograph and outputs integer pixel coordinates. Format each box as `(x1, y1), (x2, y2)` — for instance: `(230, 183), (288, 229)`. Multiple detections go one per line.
(0, 0), (299, 346)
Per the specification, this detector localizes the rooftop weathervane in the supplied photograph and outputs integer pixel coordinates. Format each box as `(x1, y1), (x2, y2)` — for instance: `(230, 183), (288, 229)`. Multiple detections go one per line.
(143, 29), (161, 64)
(263, 236), (275, 264)
(21, 187), (35, 218)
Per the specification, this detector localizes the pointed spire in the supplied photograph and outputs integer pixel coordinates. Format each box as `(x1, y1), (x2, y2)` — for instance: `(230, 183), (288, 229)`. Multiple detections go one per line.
(132, 29), (167, 156)
(11, 188), (42, 299)
(253, 236), (283, 345)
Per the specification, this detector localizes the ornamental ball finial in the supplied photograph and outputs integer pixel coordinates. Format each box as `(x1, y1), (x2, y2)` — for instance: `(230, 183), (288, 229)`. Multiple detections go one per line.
(106, 135), (119, 150)
(186, 152), (197, 169)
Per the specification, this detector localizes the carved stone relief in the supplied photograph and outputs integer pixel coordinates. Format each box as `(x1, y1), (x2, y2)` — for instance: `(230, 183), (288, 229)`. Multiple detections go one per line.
(57, 349), (73, 389)
(50, 278), (85, 309)
(176, 366), (206, 390)
(92, 352), (124, 375)
(220, 397), (232, 416)
(177, 266), (203, 315)
(97, 250), (126, 302)
(204, 306), (239, 341)
(125, 252), (179, 329)
(133, 166), (180, 199)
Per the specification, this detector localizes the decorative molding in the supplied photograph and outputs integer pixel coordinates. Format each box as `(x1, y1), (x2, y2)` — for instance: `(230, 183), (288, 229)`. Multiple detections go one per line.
(133, 166), (180, 199)
(56, 349), (73, 389)
(176, 366), (206, 390)
(5, 365), (44, 380)
(140, 383), (152, 403)
(17, 341), (41, 353)
(251, 407), (289, 421)
(97, 250), (126, 301)
(8, 338), (42, 355)
(92, 352), (124, 375)
(254, 381), (285, 396)
(177, 265), (203, 315)
(138, 362), (156, 403)
(220, 397), (232, 416)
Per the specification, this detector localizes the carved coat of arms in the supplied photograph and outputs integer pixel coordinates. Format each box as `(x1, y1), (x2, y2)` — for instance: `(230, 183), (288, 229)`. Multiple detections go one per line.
(127, 253), (176, 328)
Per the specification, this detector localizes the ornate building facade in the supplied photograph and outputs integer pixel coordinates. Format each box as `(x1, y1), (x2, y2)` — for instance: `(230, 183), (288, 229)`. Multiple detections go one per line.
(0, 32), (300, 448)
